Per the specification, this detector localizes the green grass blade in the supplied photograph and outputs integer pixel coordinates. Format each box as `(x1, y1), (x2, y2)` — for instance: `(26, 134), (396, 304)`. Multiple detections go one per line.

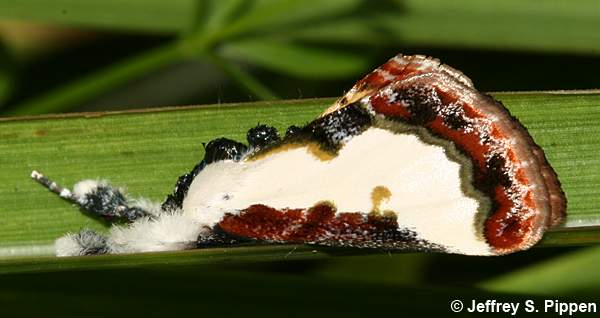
(0, 0), (198, 33)
(279, 18), (387, 45)
(2, 0), (600, 56)
(0, 69), (13, 108)
(203, 52), (278, 100)
(210, 0), (361, 40)
(7, 0), (600, 115)
(0, 263), (530, 318)
(0, 245), (328, 274)
(480, 245), (600, 295)
(219, 39), (370, 78)
(539, 227), (600, 247)
(5, 43), (182, 116)
(382, 0), (600, 54)
(199, 0), (248, 34)
(0, 93), (599, 258)
(0, 45), (15, 108)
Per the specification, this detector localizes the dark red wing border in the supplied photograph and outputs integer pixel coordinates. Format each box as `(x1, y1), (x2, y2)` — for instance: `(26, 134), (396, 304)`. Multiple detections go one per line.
(364, 67), (566, 254)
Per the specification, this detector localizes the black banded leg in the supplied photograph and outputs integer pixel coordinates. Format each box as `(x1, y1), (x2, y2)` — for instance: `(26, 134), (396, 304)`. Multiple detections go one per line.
(31, 170), (157, 223)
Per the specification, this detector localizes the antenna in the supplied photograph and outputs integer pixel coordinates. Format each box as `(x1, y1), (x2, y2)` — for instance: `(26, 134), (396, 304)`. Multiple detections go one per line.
(30, 170), (77, 203)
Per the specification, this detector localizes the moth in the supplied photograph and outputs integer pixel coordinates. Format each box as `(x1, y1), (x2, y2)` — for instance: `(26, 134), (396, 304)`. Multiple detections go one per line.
(32, 54), (566, 256)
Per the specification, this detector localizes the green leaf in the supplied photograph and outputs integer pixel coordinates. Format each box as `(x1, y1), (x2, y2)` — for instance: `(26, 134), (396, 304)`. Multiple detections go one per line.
(7, 0), (600, 115)
(0, 0), (198, 33)
(382, 0), (600, 54)
(212, 0), (362, 40)
(3, 0), (599, 56)
(279, 18), (387, 45)
(219, 39), (370, 78)
(0, 261), (526, 317)
(2, 0), (366, 115)
(0, 68), (13, 109)
(0, 245), (329, 274)
(202, 52), (279, 100)
(539, 226), (600, 247)
(480, 245), (600, 295)
(198, 0), (248, 34)
(6, 44), (182, 116)
(0, 42), (14, 108)
(1, 92), (600, 259)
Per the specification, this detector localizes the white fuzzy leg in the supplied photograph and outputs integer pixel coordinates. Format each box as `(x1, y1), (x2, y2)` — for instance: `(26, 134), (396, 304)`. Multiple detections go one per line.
(106, 211), (208, 254)
(54, 211), (209, 256)
(55, 229), (109, 257)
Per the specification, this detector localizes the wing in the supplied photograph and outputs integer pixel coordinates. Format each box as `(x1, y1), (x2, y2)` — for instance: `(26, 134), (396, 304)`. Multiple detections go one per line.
(353, 56), (566, 254)
(184, 54), (566, 255)
(323, 54), (473, 116)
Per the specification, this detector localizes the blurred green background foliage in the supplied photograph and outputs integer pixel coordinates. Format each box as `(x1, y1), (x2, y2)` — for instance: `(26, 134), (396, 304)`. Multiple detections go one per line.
(1, 0), (600, 115)
(1, 1), (600, 317)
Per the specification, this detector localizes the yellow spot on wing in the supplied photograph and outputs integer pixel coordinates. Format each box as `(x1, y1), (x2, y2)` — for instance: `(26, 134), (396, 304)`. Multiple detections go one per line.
(371, 185), (392, 213)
